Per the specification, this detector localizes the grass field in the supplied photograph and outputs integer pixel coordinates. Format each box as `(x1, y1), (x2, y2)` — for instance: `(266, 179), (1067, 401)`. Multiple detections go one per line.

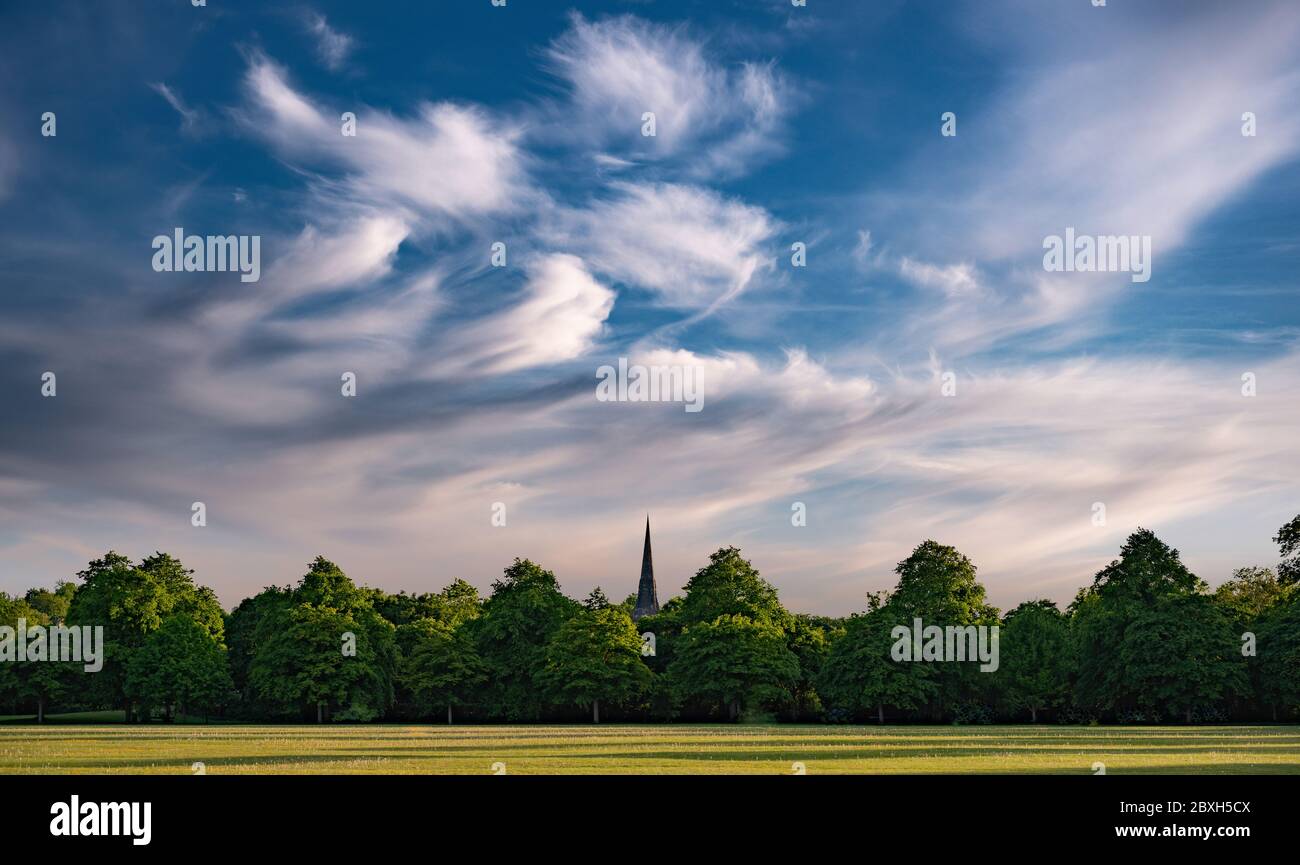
(1, 725), (1298, 774)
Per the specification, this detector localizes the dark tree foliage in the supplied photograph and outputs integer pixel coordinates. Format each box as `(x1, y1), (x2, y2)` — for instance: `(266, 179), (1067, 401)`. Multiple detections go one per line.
(13, 526), (1296, 724)
(1275, 514), (1300, 587)
(998, 600), (1069, 722)
(470, 559), (581, 720)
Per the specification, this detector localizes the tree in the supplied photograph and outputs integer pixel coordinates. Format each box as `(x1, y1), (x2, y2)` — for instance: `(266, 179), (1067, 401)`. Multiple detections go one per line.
(668, 614), (799, 720)
(541, 606), (651, 722)
(248, 558), (396, 721)
(1256, 595), (1300, 719)
(1091, 528), (1204, 601)
(1118, 593), (1246, 722)
(251, 603), (390, 722)
(470, 559), (580, 720)
(24, 582), (77, 623)
(1066, 530), (1216, 718)
(885, 541), (999, 717)
(888, 541), (998, 624)
(785, 614), (831, 720)
(817, 607), (935, 723)
(371, 579), (482, 629)
(583, 587), (611, 611)
(126, 615), (232, 721)
(437, 579), (483, 628)
(0, 594), (73, 722)
(1214, 567), (1289, 630)
(66, 551), (223, 721)
(678, 547), (788, 627)
(399, 619), (487, 723)
(225, 586), (292, 708)
(998, 600), (1069, 722)
(1274, 514), (1300, 587)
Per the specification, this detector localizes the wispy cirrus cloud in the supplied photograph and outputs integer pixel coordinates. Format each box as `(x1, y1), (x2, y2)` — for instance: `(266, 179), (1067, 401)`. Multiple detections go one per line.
(862, 0), (1300, 355)
(544, 12), (792, 178)
(149, 82), (201, 134)
(431, 254), (615, 377)
(239, 53), (532, 225)
(541, 182), (779, 309)
(304, 12), (354, 72)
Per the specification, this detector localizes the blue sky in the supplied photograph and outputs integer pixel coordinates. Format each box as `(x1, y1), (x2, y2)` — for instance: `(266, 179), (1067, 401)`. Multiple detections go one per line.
(1, 0), (1298, 614)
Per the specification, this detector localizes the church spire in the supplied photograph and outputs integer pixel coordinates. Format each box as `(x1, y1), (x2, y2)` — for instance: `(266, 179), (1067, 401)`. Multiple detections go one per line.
(633, 515), (659, 621)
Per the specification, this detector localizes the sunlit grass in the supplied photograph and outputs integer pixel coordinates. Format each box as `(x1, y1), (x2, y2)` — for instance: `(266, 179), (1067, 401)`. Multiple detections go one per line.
(1, 724), (1297, 774)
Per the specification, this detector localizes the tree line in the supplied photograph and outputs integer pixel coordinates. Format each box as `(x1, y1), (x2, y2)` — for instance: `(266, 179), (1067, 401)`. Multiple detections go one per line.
(2, 516), (1299, 725)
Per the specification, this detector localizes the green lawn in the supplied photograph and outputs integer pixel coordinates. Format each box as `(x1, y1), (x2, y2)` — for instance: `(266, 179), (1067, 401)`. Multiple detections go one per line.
(1, 725), (1297, 774)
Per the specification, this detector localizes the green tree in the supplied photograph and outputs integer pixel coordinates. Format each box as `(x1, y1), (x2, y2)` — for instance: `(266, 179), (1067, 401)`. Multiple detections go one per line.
(0, 594), (74, 722)
(1072, 530), (1244, 721)
(1214, 567), (1290, 630)
(541, 606), (651, 722)
(371, 579), (481, 629)
(1274, 514), (1300, 587)
(884, 541), (999, 717)
(1091, 528), (1204, 601)
(583, 587), (611, 611)
(785, 614), (830, 720)
(678, 547), (788, 627)
(471, 559), (580, 720)
(817, 606), (936, 723)
(250, 604), (390, 721)
(437, 579), (483, 627)
(998, 600), (1069, 722)
(24, 581), (77, 623)
(65, 551), (223, 721)
(225, 586), (292, 708)
(668, 614), (799, 720)
(125, 615), (232, 721)
(888, 541), (998, 624)
(399, 618), (487, 723)
(248, 558), (396, 721)
(1256, 595), (1300, 719)
(1118, 593), (1247, 722)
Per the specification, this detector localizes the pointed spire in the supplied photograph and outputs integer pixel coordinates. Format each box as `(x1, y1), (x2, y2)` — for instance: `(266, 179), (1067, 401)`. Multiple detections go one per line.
(633, 516), (660, 621)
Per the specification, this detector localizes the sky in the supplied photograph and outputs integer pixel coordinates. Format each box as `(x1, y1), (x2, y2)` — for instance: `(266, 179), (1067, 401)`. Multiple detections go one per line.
(1, 0), (1298, 615)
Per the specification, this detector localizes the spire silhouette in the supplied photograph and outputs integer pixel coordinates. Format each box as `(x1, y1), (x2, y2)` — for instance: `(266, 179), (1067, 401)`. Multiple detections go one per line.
(633, 516), (660, 621)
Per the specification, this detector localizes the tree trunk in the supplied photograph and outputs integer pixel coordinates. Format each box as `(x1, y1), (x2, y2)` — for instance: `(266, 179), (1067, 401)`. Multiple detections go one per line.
(1031, 707), (1038, 724)
(593, 699), (600, 724)
(877, 703), (884, 725)
(729, 699), (740, 721)
(447, 704), (454, 725)
(37, 695), (45, 724)
(1185, 707), (1192, 724)
(317, 702), (324, 723)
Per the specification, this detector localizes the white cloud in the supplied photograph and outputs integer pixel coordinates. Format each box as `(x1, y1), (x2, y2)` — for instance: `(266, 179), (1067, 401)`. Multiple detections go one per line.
(545, 13), (790, 177)
(542, 182), (779, 309)
(266, 212), (409, 298)
(866, 0), (1300, 353)
(241, 55), (530, 224)
(149, 82), (199, 132)
(305, 13), (354, 71)
(898, 258), (983, 299)
(433, 254), (615, 376)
